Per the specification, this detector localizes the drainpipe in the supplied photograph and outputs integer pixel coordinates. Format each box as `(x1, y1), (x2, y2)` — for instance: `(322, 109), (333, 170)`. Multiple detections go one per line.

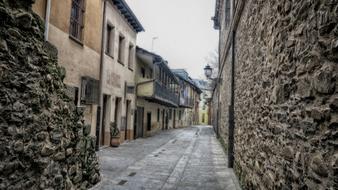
(228, 30), (235, 168)
(215, 22), (221, 138)
(96, 0), (107, 150)
(228, 0), (237, 169)
(44, 0), (51, 41)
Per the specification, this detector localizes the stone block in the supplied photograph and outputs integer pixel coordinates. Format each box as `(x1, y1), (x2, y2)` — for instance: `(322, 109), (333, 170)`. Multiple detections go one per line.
(312, 65), (335, 94)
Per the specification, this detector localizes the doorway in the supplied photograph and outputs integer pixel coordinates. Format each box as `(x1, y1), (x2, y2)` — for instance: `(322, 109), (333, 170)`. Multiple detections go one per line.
(114, 97), (122, 130)
(146, 112), (152, 131)
(162, 109), (165, 130)
(125, 100), (131, 140)
(165, 111), (169, 130)
(101, 95), (109, 146)
(134, 107), (144, 138)
(173, 110), (176, 128)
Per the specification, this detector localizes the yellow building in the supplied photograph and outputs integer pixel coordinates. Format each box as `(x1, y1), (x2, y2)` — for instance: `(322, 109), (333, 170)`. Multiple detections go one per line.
(194, 79), (212, 125)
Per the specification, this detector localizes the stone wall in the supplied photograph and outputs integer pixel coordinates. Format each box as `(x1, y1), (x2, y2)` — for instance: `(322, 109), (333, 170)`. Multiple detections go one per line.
(0, 0), (100, 189)
(232, 0), (337, 189)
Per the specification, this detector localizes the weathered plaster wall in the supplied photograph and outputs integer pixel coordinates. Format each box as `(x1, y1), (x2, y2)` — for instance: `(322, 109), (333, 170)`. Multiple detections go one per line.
(100, 1), (138, 144)
(32, 0), (102, 137)
(232, 0), (338, 189)
(33, 0), (103, 53)
(0, 0), (100, 189)
(136, 99), (164, 136)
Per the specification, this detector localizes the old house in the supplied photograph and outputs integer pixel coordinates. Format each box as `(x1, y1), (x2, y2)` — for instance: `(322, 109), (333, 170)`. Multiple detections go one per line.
(33, 0), (144, 147)
(100, 0), (144, 146)
(194, 79), (212, 125)
(172, 69), (202, 128)
(33, 0), (103, 139)
(135, 47), (180, 138)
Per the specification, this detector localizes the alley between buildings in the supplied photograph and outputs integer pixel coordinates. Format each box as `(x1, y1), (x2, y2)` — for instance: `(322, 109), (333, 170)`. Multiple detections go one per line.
(93, 126), (240, 190)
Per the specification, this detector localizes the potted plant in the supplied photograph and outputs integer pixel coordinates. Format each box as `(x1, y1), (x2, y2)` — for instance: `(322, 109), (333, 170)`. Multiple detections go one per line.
(110, 122), (120, 147)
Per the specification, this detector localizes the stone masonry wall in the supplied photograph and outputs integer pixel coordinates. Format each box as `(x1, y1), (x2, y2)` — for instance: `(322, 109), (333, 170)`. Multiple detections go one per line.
(0, 0), (100, 189)
(233, 0), (338, 189)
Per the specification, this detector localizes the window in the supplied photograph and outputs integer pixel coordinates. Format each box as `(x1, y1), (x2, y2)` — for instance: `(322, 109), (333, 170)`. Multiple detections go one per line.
(149, 70), (153, 79)
(128, 44), (134, 69)
(147, 112), (151, 131)
(74, 87), (79, 105)
(141, 67), (145, 78)
(70, 0), (85, 41)
(157, 109), (160, 122)
(225, 0), (231, 27)
(202, 113), (205, 123)
(106, 25), (114, 56)
(118, 35), (125, 64)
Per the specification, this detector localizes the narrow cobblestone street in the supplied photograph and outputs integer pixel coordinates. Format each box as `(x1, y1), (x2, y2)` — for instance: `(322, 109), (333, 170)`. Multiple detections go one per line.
(93, 126), (241, 190)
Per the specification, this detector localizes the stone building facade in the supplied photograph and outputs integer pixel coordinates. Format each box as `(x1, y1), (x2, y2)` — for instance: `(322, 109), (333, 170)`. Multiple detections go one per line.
(213, 0), (337, 189)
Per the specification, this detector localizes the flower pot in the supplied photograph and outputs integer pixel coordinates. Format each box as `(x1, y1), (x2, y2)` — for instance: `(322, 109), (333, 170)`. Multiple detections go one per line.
(111, 136), (120, 147)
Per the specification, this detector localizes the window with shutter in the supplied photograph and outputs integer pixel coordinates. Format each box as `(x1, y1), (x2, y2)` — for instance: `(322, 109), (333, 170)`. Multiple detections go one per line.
(70, 0), (85, 41)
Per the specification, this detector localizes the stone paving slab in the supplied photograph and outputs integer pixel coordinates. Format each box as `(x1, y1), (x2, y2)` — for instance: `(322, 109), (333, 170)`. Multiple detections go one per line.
(92, 126), (241, 190)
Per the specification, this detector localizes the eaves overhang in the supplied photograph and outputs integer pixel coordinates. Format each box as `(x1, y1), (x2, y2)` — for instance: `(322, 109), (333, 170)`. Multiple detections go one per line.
(111, 0), (145, 33)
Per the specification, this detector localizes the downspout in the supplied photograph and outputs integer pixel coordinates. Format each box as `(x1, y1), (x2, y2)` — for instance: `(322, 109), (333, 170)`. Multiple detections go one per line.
(228, 0), (237, 170)
(228, 31), (235, 168)
(216, 22), (221, 138)
(44, 0), (51, 41)
(96, 0), (107, 150)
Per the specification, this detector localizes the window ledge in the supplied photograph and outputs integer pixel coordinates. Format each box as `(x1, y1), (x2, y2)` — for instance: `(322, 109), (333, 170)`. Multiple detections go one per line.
(105, 52), (114, 60)
(118, 60), (124, 66)
(69, 35), (84, 47)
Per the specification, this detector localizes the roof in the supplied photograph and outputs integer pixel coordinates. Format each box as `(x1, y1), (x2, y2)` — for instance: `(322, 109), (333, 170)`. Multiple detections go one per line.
(136, 47), (179, 83)
(212, 0), (220, 30)
(172, 69), (202, 94)
(193, 79), (213, 91)
(111, 0), (145, 33)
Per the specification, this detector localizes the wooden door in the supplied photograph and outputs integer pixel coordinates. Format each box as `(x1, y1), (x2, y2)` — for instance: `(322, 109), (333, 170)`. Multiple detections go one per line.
(135, 107), (144, 138)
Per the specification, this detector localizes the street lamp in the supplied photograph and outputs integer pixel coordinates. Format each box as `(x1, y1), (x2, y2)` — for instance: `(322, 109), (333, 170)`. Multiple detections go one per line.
(204, 64), (213, 79)
(203, 64), (220, 139)
(204, 64), (221, 82)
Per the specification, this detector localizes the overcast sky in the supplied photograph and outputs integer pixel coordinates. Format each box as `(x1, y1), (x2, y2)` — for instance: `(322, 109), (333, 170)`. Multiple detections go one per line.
(125, 0), (219, 79)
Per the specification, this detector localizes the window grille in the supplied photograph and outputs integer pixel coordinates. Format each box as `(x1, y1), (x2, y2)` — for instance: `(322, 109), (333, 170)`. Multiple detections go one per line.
(70, 0), (85, 41)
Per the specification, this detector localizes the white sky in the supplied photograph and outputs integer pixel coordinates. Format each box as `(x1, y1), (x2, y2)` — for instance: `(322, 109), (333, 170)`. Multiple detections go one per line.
(125, 0), (219, 79)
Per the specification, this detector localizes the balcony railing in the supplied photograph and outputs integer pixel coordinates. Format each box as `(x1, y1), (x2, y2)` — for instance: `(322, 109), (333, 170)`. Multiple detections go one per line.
(179, 97), (194, 108)
(154, 81), (179, 106)
(136, 80), (179, 107)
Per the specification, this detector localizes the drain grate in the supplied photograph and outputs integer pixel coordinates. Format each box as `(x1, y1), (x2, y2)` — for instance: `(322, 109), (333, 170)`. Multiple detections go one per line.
(128, 172), (137, 177)
(117, 180), (128, 185)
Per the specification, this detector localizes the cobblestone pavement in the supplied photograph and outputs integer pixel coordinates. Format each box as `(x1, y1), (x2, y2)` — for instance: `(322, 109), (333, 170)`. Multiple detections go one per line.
(92, 126), (241, 190)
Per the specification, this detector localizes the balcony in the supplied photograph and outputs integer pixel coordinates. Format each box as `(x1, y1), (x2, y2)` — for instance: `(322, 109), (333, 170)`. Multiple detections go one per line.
(137, 80), (179, 107)
(179, 97), (194, 108)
